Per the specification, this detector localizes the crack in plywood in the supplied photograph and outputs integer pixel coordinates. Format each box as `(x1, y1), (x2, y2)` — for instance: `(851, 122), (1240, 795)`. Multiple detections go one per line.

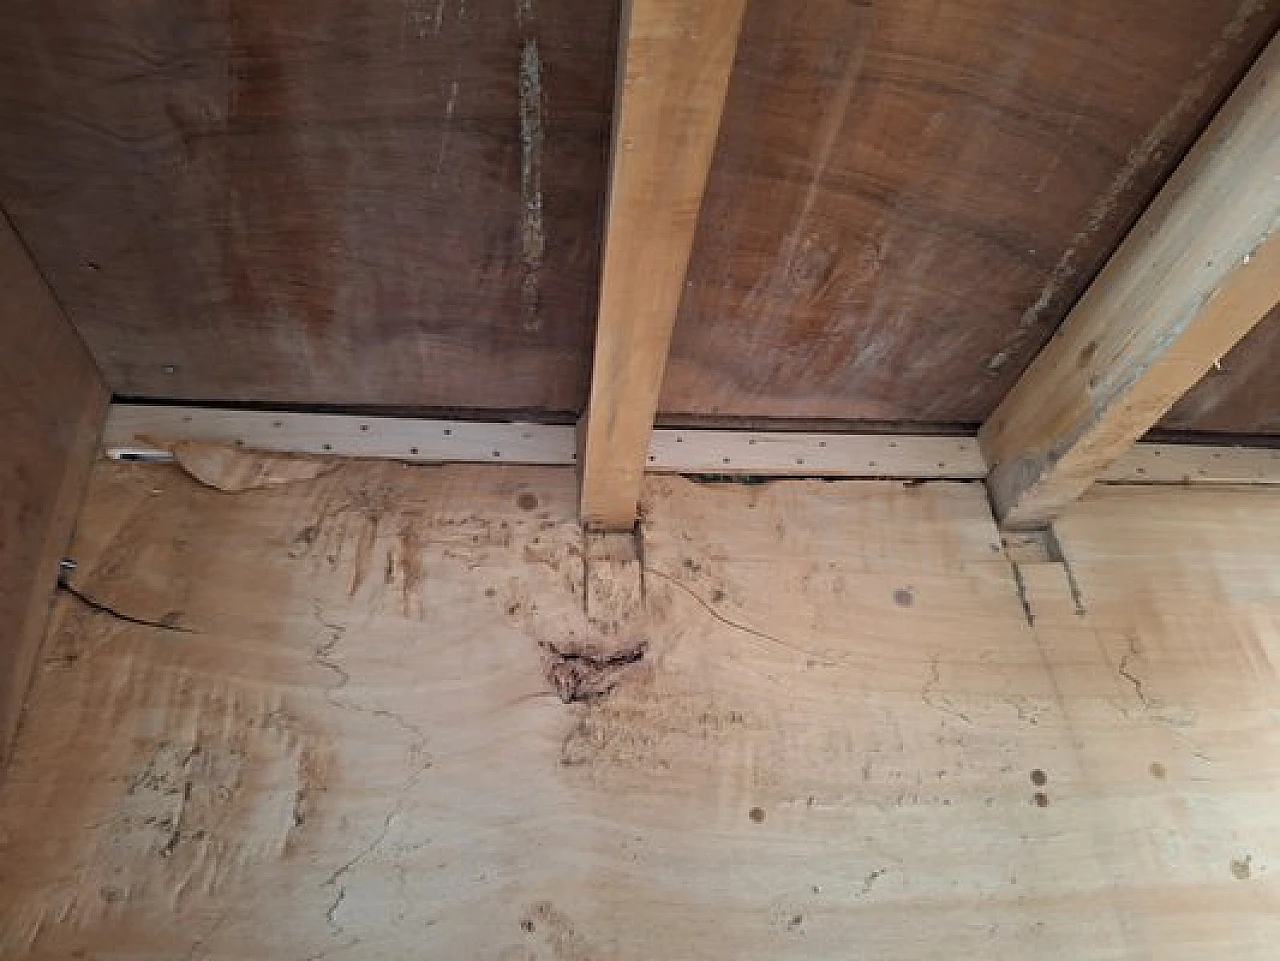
(310, 601), (433, 937)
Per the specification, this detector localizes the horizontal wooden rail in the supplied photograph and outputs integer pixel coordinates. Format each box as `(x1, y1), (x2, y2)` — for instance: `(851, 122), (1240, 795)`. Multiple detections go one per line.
(105, 405), (1280, 487)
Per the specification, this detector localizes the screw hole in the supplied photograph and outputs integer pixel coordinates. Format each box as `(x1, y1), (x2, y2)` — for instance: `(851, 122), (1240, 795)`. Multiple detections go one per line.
(410, 447), (419, 455)
(322, 443), (333, 451)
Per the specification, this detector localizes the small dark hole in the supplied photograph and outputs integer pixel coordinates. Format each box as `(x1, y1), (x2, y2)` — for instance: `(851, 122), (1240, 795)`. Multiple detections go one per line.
(410, 447), (419, 455)
(1030, 769), (1047, 786)
(749, 806), (766, 823)
(360, 424), (369, 432)
(322, 443), (333, 451)
(1033, 792), (1050, 808)
(272, 420), (283, 428)
(520, 920), (535, 933)
(443, 428), (452, 436)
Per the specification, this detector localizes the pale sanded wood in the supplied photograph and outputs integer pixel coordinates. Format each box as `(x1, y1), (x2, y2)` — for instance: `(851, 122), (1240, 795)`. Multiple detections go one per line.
(578, 0), (747, 530)
(104, 404), (578, 466)
(106, 404), (1280, 486)
(0, 213), (106, 769)
(646, 428), (985, 477)
(1, 462), (1278, 957)
(980, 34), (1280, 528)
(1104, 442), (1280, 485)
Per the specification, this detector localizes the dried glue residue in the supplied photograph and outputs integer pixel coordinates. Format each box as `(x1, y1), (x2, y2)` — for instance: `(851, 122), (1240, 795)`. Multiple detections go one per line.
(518, 37), (545, 332)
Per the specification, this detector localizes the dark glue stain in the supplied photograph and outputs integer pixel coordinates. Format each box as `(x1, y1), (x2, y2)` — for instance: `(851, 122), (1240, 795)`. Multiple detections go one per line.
(1149, 761), (1167, 780)
(517, 493), (539, 511)
(1231, 856), (1252, 880)
(1033, 792), (1050, 808)
(1030, 769), (1048, 787)
(749, 806), (766, 823)
(893, 587), (914, 607)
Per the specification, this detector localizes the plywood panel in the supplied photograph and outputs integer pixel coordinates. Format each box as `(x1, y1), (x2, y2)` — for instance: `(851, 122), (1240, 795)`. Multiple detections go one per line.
(1157, 306), (1280, 436)
(0, 214), (107, 768)
(1, 461), (1278, 958)
(660, 0), (1279, 424)
(0, 0), (615, 410)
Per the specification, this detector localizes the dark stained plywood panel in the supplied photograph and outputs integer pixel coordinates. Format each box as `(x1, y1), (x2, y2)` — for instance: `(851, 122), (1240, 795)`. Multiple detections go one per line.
(1157, 306), (1280, 436)
(0, 213), (108, 767)
(0, 0), (615, 410)
(660, 0), (1280, 423)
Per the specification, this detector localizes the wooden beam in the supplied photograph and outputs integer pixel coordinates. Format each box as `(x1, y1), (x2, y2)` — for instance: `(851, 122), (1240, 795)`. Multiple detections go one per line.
(578, 0), (746, 531)
(979, 35), (1280, 529)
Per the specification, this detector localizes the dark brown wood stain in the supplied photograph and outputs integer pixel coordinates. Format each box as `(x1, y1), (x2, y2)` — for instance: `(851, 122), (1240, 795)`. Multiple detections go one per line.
(1156, 306), (1280, 436)
(0, 0), (616, 410)
(660, 0), (1279, 427)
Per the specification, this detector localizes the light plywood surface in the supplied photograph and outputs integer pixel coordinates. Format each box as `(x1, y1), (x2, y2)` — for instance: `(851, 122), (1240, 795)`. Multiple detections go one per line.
(0, 461), (1277, 959)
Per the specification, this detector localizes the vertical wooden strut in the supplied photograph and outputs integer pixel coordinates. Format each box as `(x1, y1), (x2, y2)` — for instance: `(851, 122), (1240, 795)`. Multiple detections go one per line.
(578, 0), (746, 531)
(980, 35), (1280, 529)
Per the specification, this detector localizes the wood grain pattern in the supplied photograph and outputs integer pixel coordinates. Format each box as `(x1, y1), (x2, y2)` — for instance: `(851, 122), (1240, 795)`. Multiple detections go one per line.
(2, 461), (1279, 958)
(579, 0), (746, 530)
(659, 0), (1280, 424)
(1157, 304), (1280, 435)
(980, 34), (1280, 529)
(0, 0), (616, 410)
(0, 213), (107, 769)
